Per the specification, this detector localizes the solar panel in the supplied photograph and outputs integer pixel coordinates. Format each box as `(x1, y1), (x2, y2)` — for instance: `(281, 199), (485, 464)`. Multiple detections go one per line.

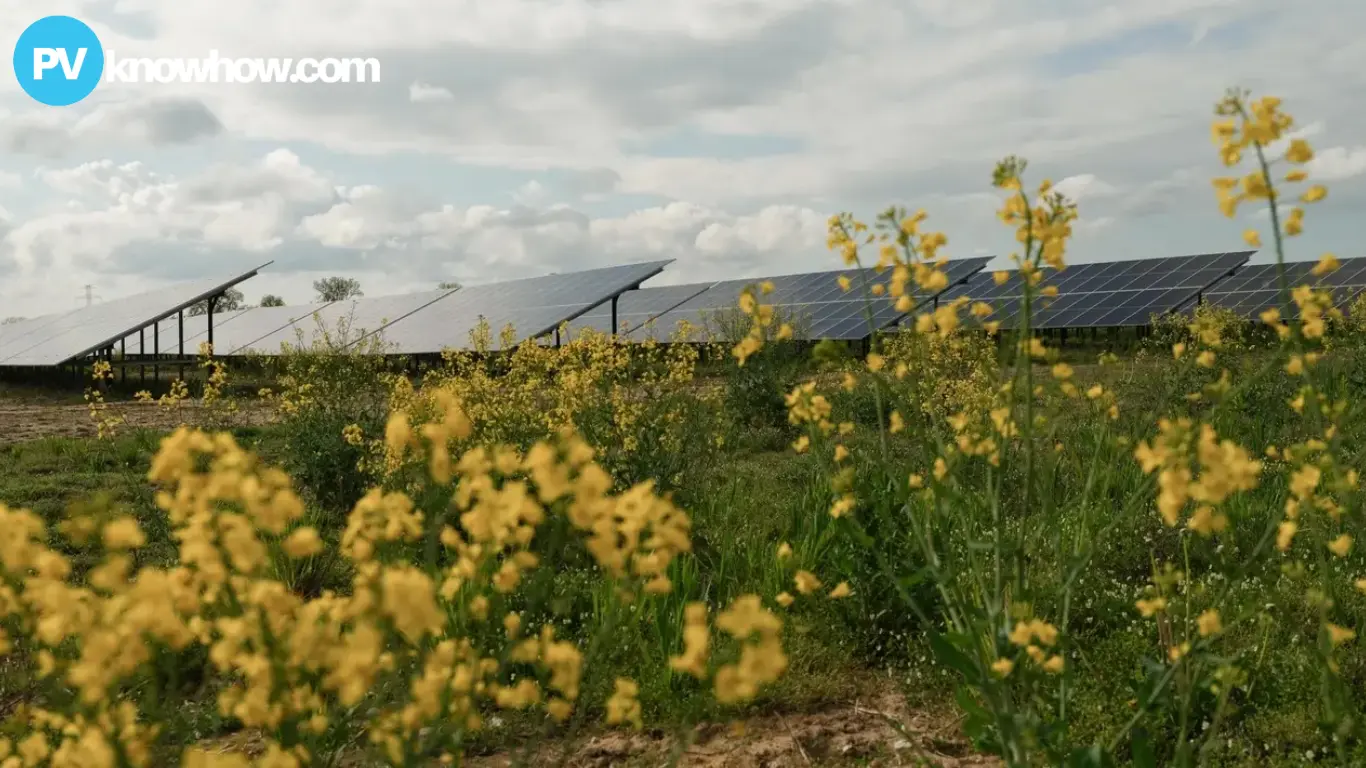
(232, 290), (457, 354)
(0, 312), (66, 361)
(565, 283), (715, 338)
(636, 259), (991, 342)
(118, 311), (233, 355)
(938, 251), (1252, 330)
(1196, 258), (1366, 319)
(371, 261), (672, 353)
(0, 264), (269, 366)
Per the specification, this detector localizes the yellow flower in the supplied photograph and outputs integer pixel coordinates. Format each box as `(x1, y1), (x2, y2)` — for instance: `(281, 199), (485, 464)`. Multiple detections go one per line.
(1327, 623), (1356, 646)
(1277, 520), (1298, 551)
(605, 678), (642, 729)
(1042, 655), (1064, 674)
(1329, 534), (1353, 557)
(1301, 185), (1327, 203)
(102, 517), (146, 550)
(828, 495), (856, 518)
(889, 410), (904, 434)
(833, 445), (850, 463)
(991, 658), (1014, 678)
(1172, 342), (1186, 359)
(837, 276), (852, 292)
(777, 542), (793, 560)
(1051, 363), (1073, 380)
(282, 527), (323, 558)
(1312, 253), (1340, 276)
(775, 592), (795, 607)
(828, 582), (852, 599)
(993, 271), (1010, 286)
(1136, 597), (1168, 617)
(1285, 139), (1314, 164)
(1242, 229), (1261, 247)
(1197, 609), (1222, 637)
(794, 570), (821, 595)
(866, 353), (886, 372)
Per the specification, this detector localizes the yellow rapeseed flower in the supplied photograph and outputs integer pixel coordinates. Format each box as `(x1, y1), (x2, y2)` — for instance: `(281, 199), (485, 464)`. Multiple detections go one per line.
(1136, 597), (1168, 617)
(1197, 609), (1223, 637)
(794, 571), (821, 595)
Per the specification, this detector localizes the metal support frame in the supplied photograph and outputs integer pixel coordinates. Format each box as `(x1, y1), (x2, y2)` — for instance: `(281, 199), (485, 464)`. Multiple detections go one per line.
(178, 309), (185, 383)
(207, 294), (216, 353)
(610, 295), (619, 337)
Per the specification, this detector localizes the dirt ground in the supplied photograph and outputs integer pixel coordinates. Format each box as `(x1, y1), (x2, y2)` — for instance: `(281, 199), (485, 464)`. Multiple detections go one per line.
(0, 395), (274, 446)
(464, 687), (997, 767)
(199, 683), (995, 767)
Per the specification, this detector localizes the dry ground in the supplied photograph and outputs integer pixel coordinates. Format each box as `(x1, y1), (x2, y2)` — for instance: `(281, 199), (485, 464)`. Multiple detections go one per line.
(201, 681), (995, 768)
(0, 394), (274, 445)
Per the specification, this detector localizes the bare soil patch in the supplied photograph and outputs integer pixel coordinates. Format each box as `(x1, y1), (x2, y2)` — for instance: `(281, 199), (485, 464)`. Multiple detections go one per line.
(0, 398), (274, 446)
(465, 687), (996, 768)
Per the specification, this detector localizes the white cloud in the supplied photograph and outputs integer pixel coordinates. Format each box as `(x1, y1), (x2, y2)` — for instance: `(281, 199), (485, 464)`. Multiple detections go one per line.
(1308, 146), (1366, 182)
(2, 0), (1365, 313)
(0, 171), (20, 190)
(0, 97), (221, 156)
(408, 82), (454, 103)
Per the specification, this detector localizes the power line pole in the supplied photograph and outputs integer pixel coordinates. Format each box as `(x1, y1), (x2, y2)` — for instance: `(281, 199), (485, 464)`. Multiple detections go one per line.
(76, 284), (100, 307)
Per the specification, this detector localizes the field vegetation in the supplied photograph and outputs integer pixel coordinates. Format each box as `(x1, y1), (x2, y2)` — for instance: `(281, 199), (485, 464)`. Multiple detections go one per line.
(1, 90), (1364, 767)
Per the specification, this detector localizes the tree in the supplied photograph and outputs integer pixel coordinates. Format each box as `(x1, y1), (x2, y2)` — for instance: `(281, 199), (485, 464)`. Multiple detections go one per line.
(438, 281), (462, 291)
(187, 287), (244, 316)
(260, 294), (286, 307)
(314, 277), (363, 302)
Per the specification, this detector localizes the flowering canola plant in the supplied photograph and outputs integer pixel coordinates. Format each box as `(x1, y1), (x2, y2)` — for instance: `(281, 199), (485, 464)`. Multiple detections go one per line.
(0, 393), (784, 766)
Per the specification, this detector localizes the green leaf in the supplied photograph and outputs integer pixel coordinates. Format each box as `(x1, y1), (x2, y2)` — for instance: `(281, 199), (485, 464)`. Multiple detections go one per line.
(1131, 727), (1157, 768)
(1066, 745), (1113, 768)
(930, 633), (981, 684)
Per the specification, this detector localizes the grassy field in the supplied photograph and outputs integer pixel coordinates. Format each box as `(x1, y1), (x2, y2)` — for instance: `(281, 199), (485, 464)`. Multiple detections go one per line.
(3, 312), (1366, 767)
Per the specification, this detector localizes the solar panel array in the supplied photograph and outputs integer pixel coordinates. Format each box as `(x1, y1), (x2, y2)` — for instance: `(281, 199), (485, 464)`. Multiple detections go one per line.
(1196, 258), (1366, 318)
(13, 250), (1366, 369)
(119, 311), (237, 355)
(371, 261), (672, 353)
(631, 258), (992, 342)
(939, 252), (1252, 330)
(0, 265), (268, 367)
(564, 283), (715, 338)
(234, 290), (455, 354)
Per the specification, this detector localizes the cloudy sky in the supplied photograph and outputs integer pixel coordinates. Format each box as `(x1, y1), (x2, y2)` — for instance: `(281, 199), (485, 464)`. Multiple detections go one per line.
(0, 0), (1362, 316)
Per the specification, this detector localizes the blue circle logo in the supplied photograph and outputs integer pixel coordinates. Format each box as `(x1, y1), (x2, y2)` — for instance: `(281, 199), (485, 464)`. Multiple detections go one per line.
(12, 16), (105, 106)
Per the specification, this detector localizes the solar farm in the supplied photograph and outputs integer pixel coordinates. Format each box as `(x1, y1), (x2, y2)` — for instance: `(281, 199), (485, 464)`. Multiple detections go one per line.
(4, 250), (1364, 379)
(5, 239), (1366, 765)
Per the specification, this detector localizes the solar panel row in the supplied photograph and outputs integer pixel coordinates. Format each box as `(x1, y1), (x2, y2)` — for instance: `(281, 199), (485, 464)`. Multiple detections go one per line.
(621, 258), (992, 342)
(13, 252), (1365, 369)
(564, 283), (715, 338)
(0, 265), (269, 367)
(940, 252), (1252, 329)
(1197, 258), (1366, 318)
